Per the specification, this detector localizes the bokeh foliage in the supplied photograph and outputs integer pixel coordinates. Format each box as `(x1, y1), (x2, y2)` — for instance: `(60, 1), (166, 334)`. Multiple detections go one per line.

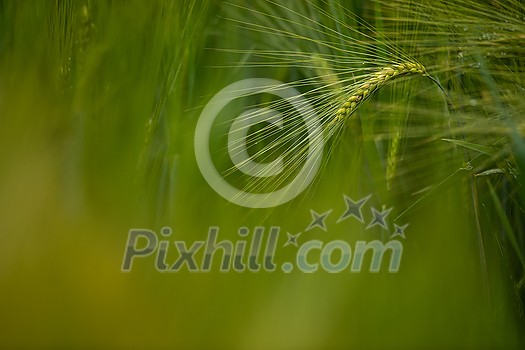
(0, 0), (523, 348)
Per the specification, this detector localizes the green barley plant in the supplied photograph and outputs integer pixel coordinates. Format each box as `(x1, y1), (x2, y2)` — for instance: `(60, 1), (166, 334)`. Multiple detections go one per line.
(220, 1), (449, 201)
(332, 62), (427, 123)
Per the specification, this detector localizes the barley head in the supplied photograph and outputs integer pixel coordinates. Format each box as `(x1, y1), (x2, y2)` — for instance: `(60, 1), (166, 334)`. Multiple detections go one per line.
(334, 62), (427, 124)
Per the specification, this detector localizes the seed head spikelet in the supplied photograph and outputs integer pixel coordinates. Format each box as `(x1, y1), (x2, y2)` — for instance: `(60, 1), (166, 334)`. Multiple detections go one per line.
(334, 62), (427, 123)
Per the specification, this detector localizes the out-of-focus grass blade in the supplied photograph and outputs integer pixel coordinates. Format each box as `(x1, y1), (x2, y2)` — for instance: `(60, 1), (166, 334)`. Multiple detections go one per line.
(442, 138), (498, 156)
(488, 181), (525, 271)
(477, 55), (525, 205)
(395, 165), (470, 221)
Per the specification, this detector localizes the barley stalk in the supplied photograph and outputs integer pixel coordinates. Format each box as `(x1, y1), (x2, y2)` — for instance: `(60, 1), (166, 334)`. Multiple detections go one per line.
(334, 62), (427, 123)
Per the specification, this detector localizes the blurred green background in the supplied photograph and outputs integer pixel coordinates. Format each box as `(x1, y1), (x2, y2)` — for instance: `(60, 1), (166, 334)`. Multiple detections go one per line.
(0, 0), (524, 349)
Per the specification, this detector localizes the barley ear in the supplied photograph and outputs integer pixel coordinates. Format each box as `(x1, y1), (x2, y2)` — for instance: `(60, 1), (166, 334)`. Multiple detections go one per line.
(334, 62), (427, 123)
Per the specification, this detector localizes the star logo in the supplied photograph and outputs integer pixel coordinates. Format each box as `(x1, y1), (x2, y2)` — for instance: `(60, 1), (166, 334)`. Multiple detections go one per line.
(283, 232), (301, 247)
(366, 207), (392, 230)
(337, 194), (371, 223)
(391, 223), (409, 239)
(305, 209), (332, 232)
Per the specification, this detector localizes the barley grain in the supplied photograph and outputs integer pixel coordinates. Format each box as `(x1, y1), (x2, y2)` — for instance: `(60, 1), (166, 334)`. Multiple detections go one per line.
(335, 62), (427, 123)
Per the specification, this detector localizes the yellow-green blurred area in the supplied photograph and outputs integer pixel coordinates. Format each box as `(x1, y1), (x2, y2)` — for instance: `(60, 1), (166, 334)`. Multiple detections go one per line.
(1, 0), (524, 349)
